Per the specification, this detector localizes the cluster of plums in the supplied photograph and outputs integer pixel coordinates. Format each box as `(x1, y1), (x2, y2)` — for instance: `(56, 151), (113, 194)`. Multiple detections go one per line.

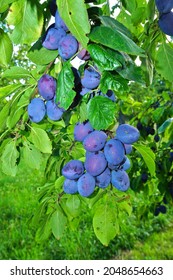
(61, 122), (140, 197)
(28, 74), (66, 123)
(156, 0), (173, 36)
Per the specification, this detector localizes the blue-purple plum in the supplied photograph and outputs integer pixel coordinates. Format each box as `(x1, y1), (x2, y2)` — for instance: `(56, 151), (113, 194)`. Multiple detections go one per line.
(74, 121), (94, 142)
(116, 124), (140, 144)
(38, 74), (56, 100)
(83, 130), (107, 152)
(104, 139), (125, 165)
(28, 98), (46, 123)
(84, 151), (107, 176)
(124, 143), (133, 154)
(77, 48), (90, 61)
(58, 34), (78, 60)
(77, 173), (95, 197)
(105, 90), (116, 102)
(159, 12), (173, 36)
(42, 27), (66, 50)
(63, 178), (78, 194)
(95, 167), (111, 188)
(62, 160), (84, 180)
(122, 157), (131, 171)
(80, 87), (91, 96)
(55, 10), (68, 31)
(46, 99), (64, 121)
(81, 67), (101, 89)
(155, 0), (173, 14)
(111, 170), (130, 191)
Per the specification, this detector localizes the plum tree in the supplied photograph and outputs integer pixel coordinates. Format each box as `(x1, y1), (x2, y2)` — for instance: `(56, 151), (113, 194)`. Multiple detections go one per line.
(74, 121), (94, 142)
(155, 0), (173, 14)
(27, 98), (46, 123)
(38, 74), (56, 100)
(84, 151), (107, 176)
(55, 10), (69, 31)
(81, 67), (101, 89)
(77, 173), (95, 197)
(63, 179), (78, 194)
(62, 160), (84, 180)
(111, 170), (130, 191)
(159, 12), (173, 36)
(42, 27), (66, 50)
(83, 130), (107, 152)
(115, 124), (140, 144)
(58, 34), (79, 60)
(95, 167), (111, 188)
(104, 139), (125, 165)
(46, 99), (65, 121)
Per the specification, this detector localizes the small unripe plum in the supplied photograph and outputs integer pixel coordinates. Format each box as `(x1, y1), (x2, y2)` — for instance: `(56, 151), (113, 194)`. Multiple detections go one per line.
(77, 173), (95, 197)
(95, 167), (111, 188)
(155, 0), (173, 14)
(116, 124), (140, 144)
(62, 159), (84, 180)
(111, 170), (130, 191)
(28, 98), (46, 123)
(74, 121), (94, 142)
(159, 12), (173, 36)
(55, 10), (68, 31)
(58, 34), (78, 60)
(81, 67), (101, 89)
(63, 179), (78, 194)
(46, 99), (64, 121)
(42, 27), (66, 50)
(38, 74), (56, 100)
(83, 130), (107, 152)
(104, 139), (125, 165)
(84, 151), (107, 176)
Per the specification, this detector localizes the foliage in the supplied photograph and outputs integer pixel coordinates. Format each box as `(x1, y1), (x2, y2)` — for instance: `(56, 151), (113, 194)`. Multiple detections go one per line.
(0, 0), (173, 246)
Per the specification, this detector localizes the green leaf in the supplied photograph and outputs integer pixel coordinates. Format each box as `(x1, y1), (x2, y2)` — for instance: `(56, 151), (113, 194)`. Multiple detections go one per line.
(27, 38), (58, 65)
(134, 144), (156, 177)
(100, 16), (132, 38)
(66, 195), (81, 217)
(0, 0), (16, 13)
(117, 62), (144, 84)
(7, 0), (43, 45)
(0, 84), (21, 99)
(155, 43), (173, 82)
(0, 29), (13, 68)
(22, 141), (42, 169)
(0, 101), (11, 132)
(93, 200), (119, 246)
(87, 96), (116, 130)
(89, 26), (144, 56)
(51, 208), (67, 239)
(7, 106), (24, 129)
(100, 71), (128, 93)
(29, 127), (52, 154)
(158, 118), (173, 134)
(56, 62), (76, 110)
(2, 66), (32, 79)
(57, 0), (90, 48)
(88, 44), (122, 71)
(1, 140), (19, 177)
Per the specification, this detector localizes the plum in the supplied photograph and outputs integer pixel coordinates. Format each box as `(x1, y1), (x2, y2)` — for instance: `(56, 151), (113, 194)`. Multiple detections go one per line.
(155, 0), (173, 14)
(104, 139), (125, 165)
(46, 99), (65, 121)
(28, 98), (46, 123)
(84, 151), (107, 176)
(62, 160), (84, 180)
(83, 130), (107, 152)
(42, 27), (66, 50)
(77, 48), (90, 61)
(77, 172), (95, 197)
(55, 10), (68, 32)
(124, 143), (133, 154)
(121, 157), (131, 171)
(111, 170), (130, 191)
(58, 34), (78, 60)
(95, 167), (111, 188)
(74, 121), (94, 142)
(105, 90), (116, 102)
(81, 67), (101, 89)
(116, 124), (140, 144)
(38, 74), (56, 100)
(63, 179), (78, 194)
(159, 12), (173, 36)
(80, 87), (91, 96)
